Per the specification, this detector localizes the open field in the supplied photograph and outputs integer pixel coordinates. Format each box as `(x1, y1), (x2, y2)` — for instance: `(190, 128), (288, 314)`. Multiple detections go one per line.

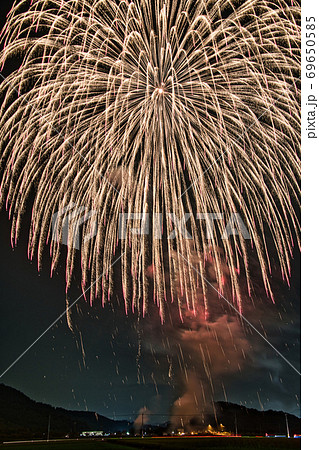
(0, 437), (301, 450)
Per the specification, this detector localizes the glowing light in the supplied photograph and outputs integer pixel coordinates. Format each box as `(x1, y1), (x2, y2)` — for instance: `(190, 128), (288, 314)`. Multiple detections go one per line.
(0, 0), (300, 318)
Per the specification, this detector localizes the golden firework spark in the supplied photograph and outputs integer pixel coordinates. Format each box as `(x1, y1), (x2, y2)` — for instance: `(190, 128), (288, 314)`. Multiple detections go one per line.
(0, 0), (300, 320)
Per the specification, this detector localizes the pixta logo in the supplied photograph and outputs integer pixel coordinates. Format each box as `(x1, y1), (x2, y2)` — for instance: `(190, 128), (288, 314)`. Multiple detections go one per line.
(118, 213), (251, 240)
(52, 203), (97, 249)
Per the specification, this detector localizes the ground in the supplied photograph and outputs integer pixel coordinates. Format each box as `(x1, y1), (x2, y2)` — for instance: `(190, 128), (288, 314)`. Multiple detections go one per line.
(0, 437), (301, 450)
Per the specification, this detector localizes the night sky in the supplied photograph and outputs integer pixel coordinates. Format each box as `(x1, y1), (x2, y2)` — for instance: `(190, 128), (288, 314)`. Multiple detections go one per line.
(0, 0), (300, 424)
(0, 205), (301, 421)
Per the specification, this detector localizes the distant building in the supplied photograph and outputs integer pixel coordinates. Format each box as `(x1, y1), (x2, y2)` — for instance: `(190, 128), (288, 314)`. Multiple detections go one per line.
(80, 431), (104, 437)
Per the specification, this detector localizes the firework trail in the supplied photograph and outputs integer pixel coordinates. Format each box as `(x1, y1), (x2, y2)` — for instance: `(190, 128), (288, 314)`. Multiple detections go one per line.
(0, 0), (300, 319)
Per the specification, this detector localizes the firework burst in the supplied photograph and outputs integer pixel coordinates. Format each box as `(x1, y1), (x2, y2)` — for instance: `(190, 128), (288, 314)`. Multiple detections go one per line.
(0, 0), (300, 319)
